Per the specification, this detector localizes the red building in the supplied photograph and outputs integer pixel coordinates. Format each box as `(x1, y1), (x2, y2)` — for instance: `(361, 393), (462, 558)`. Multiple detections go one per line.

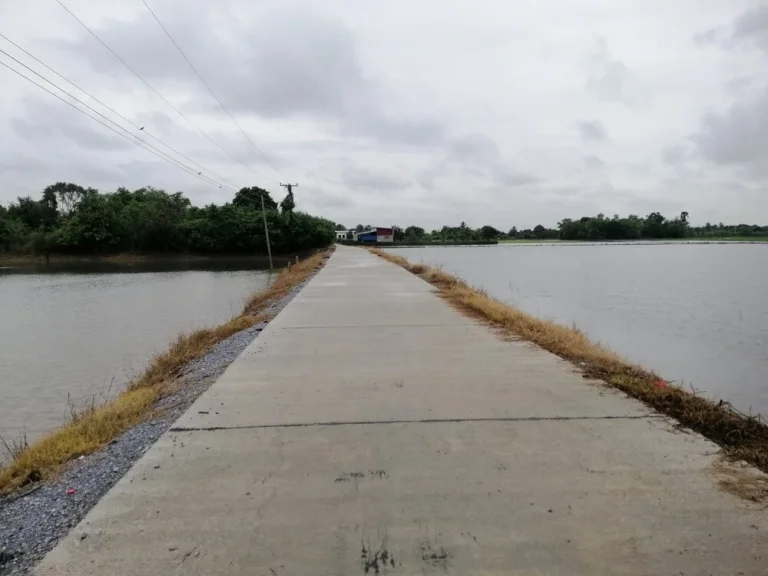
(375, 227), (394, 243)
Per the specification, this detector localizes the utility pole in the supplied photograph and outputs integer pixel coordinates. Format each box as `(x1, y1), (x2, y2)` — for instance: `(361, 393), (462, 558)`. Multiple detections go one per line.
(279, 183), (298, 222)
(279, 183), (299, 195)
(260, 193), (273, 272)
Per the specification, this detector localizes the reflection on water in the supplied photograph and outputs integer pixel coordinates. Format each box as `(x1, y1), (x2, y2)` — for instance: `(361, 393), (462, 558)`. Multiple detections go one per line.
(0, 261), (273, 444)
(390, 244), (768, 417)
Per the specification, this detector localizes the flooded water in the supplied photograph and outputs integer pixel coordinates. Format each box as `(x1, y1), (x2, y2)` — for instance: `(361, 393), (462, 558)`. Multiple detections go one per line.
(390, 244), (768, 417)
(0, 260), (273, 446)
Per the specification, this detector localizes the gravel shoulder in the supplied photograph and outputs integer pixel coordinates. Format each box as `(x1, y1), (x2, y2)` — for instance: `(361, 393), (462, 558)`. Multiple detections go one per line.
(0, 278), (311, 576)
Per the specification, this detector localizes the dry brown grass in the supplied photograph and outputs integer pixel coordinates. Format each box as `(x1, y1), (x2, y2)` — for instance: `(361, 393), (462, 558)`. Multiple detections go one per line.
(0, 248), (333, 494)
(370, 248), (768, 483)
(712, 457), (768, 503)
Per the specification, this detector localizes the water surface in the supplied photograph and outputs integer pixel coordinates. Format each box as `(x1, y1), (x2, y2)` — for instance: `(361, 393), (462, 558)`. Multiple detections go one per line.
(0, 261), (272, 445)
(390, 244), (768, 416)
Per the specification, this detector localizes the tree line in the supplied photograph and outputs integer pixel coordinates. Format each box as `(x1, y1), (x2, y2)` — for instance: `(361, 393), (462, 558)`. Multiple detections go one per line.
(0, 182), (336, 257)
(338, 211), (767, 243)
(558, 212), (768, 240)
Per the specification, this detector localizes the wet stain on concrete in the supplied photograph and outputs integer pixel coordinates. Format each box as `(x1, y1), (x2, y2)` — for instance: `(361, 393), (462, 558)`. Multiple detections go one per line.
(361, 539), (395, 574)
(335, 470), (388, 483)
(420, 539), (451, 569)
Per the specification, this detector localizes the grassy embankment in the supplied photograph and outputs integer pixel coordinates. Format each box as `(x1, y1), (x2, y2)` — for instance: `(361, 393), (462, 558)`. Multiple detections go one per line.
(369, 247), (768, 500)
(0, 248), (332, 494)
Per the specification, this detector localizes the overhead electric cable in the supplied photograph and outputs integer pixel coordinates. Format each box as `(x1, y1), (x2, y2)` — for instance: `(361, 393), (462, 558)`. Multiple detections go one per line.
(0, 33), (240, 190)
(54, 0), (274, 184)
(141, 0), (285, 180)
(0, 58), (236, 192)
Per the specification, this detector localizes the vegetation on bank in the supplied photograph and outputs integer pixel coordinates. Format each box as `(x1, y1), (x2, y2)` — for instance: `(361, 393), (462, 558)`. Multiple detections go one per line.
(369, 248), (768, 498)
(341, 212), (768, 243)
(0, 182), (335, 258)
(0, 249), (333, 494)
(557, 212), (768, 241)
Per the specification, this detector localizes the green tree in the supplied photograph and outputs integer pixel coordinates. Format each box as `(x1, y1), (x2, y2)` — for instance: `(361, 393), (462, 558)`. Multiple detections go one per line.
(233, 186), (277, 211)
(480, 225), (500, 240)
(43, 182), (91, 216)
(404, 226), (425, 243)
(0, 210), (28, 252)
(279, 190), (296, 219)
(7, 196), (55, 230)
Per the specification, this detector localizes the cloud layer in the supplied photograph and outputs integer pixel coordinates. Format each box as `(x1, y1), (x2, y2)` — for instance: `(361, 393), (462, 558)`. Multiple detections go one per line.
(1, 0), (766, 228)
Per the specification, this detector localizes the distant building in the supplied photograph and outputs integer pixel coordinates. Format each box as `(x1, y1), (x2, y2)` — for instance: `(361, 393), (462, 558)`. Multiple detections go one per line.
(375, 227), (394, 243)
(358, 230), (377, 243)
(353, 227), (394, 243)
(335, 231), (349, 241)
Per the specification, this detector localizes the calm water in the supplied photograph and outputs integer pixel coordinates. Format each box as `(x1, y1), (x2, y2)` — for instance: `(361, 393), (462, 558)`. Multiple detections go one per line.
(390, 244), (768, 417)
(0, 261), (272, 445)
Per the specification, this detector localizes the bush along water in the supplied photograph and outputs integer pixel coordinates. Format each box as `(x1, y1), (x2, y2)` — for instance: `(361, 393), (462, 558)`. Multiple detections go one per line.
(0, 183), (336, 257)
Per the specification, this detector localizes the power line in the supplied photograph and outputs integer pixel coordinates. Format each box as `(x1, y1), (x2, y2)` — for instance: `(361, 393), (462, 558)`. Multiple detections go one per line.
(54, 0), (273, 184)
(0, 57), (236, 193)
(141, 0), (286, 180)
(0, 33), (241, 191)
(0, 48), (234, 192)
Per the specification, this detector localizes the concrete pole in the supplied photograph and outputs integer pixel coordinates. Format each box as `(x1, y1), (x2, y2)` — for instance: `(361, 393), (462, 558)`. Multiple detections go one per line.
(261, 194), (273, 272)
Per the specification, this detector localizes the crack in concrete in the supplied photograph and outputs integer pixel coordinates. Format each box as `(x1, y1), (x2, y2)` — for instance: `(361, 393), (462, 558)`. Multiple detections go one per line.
(169, 414), (661, 433)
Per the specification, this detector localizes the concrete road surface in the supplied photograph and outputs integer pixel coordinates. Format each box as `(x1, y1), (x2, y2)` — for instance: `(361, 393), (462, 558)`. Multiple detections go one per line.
(36, 245), (768, 575)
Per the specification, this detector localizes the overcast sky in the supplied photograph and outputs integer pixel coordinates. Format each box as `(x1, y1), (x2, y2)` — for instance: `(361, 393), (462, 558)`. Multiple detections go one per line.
(1, 0), (767, 229)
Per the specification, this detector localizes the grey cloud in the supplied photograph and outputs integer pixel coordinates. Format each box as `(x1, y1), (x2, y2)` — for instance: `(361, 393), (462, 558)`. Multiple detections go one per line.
(344, 114), (445, 148)
(692, 86), (768, 176)
(114, 158), (234, 203)
(299, 187), (355, 212)
(689, 6), (768, 177)
(10, 117), (55, 139)
(732, 5), (768, 52)
(0, 151), (125, 199)
(692, 28), (723, 46)
(56, 3), (444, 149)
(661, 145), (687, 165)
(416, 164), (443, 191)
(340, 165), (410, 192)
(587, 40), (640, 106)
(490, 165), (540, 187)
(0, 153), (122, 182)
(583, 154), (605, 169)
(575, 120), (608, 142)
(443, 134), (540, 187)
(6, 0), (766, 227)
(447, 133), (501, 165)
(10, 98), (133, 152)
(64, 120), (135, 152)
(53, 6), (362, 117)
(694, 6), (768, 53)
(726, 75), (755, 95)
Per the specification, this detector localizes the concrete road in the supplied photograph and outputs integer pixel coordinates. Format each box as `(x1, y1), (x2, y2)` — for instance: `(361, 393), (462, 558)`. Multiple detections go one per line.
(36, 246), (768, 575)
